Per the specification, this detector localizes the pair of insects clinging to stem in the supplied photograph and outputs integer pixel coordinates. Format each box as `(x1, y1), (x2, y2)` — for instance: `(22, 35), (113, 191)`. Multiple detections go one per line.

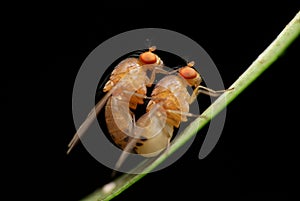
(67, 46), (230, 168)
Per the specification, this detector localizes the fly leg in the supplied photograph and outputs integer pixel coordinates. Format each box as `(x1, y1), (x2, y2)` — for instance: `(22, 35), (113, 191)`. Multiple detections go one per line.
(148, 61), (197, 87)
(189, 86), (233, 104)
(166, 109), (208, 120)
(147, 66), (175, 87)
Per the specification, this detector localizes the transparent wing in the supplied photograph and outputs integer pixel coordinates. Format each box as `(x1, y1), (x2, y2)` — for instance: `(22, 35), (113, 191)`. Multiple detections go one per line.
(67, 87), (116, 154)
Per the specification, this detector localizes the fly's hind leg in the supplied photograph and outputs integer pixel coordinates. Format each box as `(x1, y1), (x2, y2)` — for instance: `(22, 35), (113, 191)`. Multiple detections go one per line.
(166, 109), (209, 120)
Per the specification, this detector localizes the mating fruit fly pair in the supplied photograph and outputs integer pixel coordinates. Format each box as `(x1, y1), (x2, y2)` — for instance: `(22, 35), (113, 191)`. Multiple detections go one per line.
(67, 46), (227, 169)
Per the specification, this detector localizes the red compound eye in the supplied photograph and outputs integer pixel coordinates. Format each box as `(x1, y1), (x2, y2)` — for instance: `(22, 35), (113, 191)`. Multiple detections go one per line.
(139, 51), (157, 64)
(179, 67), (197, 79)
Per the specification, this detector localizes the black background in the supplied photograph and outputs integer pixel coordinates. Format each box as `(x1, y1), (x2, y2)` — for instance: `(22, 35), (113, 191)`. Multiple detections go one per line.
(3, 2), (299, 201)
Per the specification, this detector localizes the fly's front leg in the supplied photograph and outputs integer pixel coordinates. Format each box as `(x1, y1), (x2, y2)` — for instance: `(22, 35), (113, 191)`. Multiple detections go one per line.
(147, 66), (174, 87)
(189, 86), (233, 104)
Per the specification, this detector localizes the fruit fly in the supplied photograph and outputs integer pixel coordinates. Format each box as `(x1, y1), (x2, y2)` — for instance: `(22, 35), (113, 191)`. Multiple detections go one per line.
(110, 61), (230, 170)
(67, 46), (167, 154)
(132, 61), (230, 156)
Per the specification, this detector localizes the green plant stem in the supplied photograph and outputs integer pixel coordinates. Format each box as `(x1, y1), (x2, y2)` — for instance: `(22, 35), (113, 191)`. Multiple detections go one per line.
(81, 11), (300, 201)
